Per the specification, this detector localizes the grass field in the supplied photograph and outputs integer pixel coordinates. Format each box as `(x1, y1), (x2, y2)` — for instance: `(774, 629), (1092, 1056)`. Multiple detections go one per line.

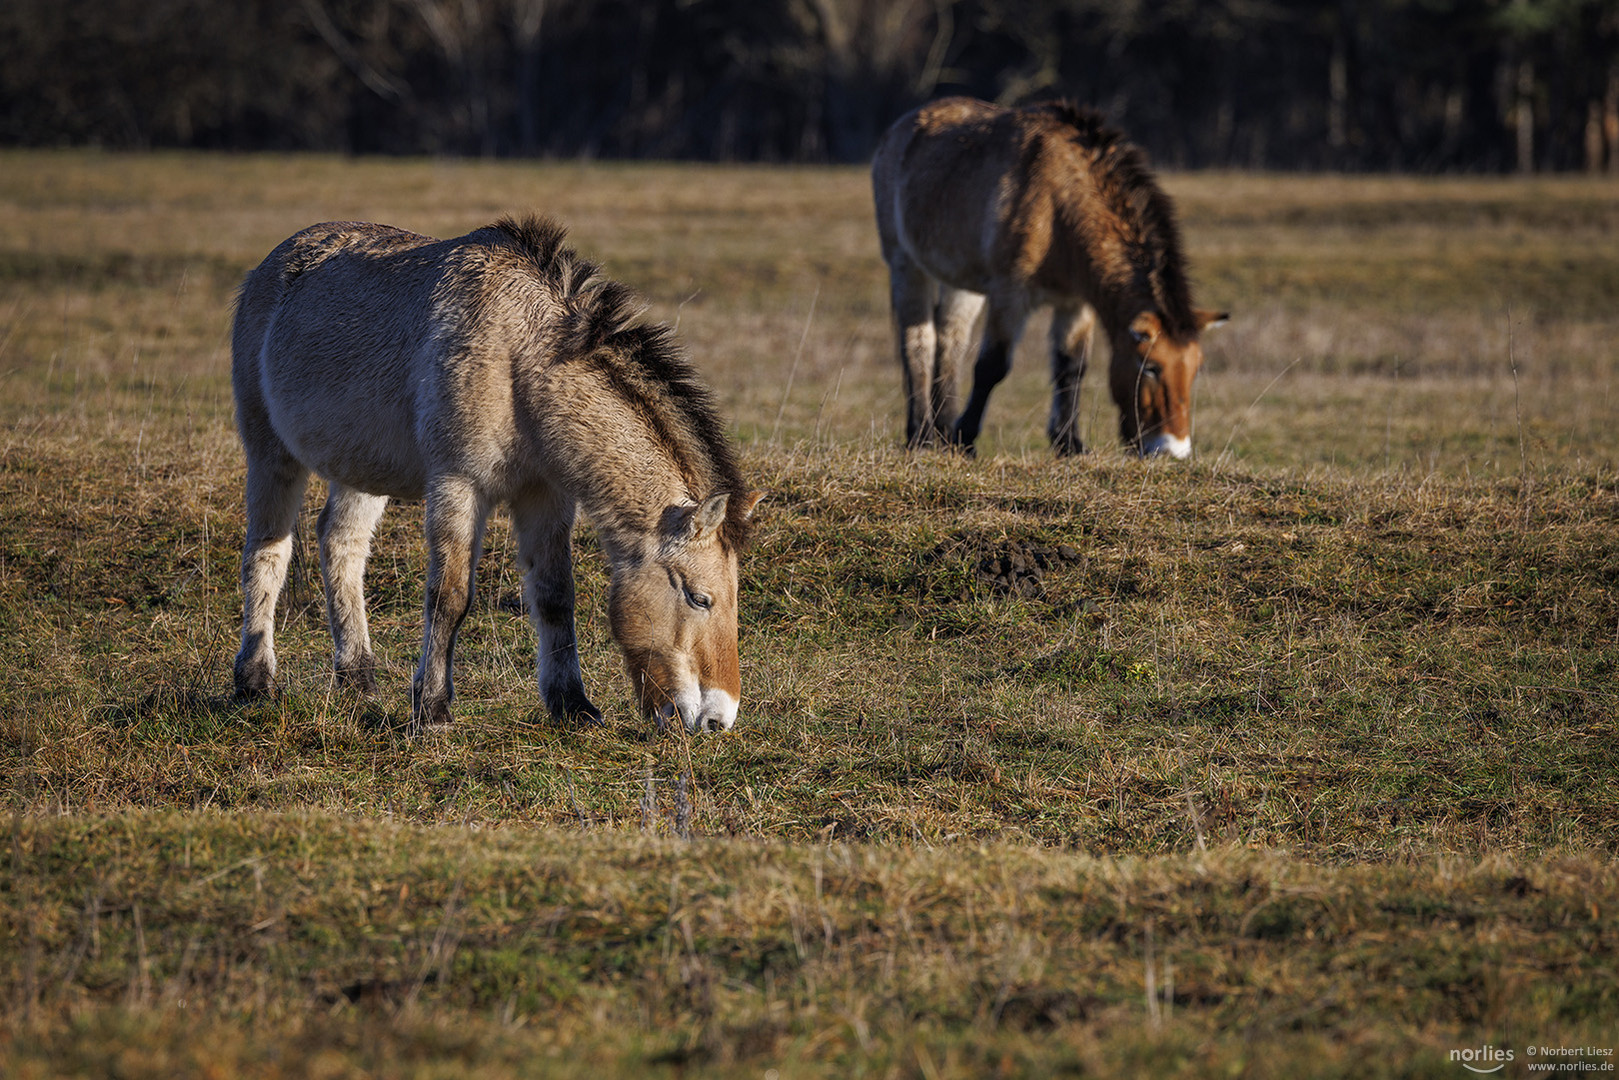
(1, 151), (1617, 1076)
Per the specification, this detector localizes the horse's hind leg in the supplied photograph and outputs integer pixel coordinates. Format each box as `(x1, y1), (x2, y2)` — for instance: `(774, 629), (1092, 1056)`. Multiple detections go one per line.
(952, 296), (1028, 455)
(1047, 304), (1096, 456)
(511, 488), (601, 725)
(234, 445), (309, 698)
(412, 476), (488, 731)
(886, 257), (941, 448)
(318, 484), (389, 692)
(933, 287), (985, 440)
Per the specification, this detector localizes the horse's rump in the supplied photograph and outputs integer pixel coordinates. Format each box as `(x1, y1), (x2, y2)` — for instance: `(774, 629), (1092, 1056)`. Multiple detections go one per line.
(873, 98), (1028, 296)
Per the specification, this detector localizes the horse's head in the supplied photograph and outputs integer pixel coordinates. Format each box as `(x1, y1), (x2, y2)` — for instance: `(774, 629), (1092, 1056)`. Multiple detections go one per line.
(1110, 309), (1229, 459)
(609, 490), (762, 733)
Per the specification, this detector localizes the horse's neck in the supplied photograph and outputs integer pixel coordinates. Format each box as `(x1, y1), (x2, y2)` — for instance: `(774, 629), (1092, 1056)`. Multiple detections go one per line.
(523, 373), (690, 566)
(1064, 249), (1153, 338)
(528, 358), (728, 571)
(1093, 278), (1156, 338)
(569, 454), (691, 570)
(1047, 200), (1152, 332)
(581, 492), (676, 568)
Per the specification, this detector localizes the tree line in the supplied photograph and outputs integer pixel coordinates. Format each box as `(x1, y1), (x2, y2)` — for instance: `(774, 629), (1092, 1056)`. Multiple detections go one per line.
(4, 0), (1617, 172)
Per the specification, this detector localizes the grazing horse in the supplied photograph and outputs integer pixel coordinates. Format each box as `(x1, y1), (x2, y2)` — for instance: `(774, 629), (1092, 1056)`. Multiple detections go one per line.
(872, 97), (1228, 457)
(231, 215), (762, 733)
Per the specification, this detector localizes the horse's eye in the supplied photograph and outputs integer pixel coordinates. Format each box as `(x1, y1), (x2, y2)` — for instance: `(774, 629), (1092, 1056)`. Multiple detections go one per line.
(1141, 362), (1162, 381)
(683, 587), (712, 611)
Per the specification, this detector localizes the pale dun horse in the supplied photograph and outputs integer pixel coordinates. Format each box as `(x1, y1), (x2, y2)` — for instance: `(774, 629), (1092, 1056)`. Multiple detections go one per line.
(872, 97), (1229, 457)
(231, 216), (762, 733)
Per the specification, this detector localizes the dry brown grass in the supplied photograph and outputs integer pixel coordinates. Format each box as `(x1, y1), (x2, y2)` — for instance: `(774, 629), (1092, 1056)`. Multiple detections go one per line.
(2, 151), (1617, 1076)
(6, 812), (1618, 1078)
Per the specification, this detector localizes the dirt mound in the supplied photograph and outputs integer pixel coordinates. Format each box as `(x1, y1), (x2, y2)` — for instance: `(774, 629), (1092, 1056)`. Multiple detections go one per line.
(925, 536), (1083, 599)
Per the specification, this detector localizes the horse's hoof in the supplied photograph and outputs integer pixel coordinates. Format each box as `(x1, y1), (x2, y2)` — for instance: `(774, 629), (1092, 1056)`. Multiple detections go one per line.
(547, 687), (603, 726)
(233, 655), (274, 699)
(410, 686), (453, 734)
(336, 660), (377, 694)
(945, 425), (979, 458)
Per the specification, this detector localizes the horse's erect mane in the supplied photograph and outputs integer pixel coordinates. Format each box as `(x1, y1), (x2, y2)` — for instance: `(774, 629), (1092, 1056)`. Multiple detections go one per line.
(491, 215), (751, 550)
(1030, 101), (1198, 340)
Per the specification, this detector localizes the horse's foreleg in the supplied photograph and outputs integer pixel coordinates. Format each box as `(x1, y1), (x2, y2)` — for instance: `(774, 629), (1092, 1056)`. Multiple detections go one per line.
(888, 261), (940, 448)
(1047, 305), (1096, 456)
(318, 484), (389, 692)
(934, 288), (985, 440)
(512, 491), (600, 725)
(952, 301), (1025, 455)
(234, 451), (309, 698)
(412, 477), (487, 731)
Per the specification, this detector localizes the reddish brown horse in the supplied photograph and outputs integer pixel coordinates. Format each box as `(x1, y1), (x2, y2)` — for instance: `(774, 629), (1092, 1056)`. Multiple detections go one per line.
(872, 97), (1228, 457)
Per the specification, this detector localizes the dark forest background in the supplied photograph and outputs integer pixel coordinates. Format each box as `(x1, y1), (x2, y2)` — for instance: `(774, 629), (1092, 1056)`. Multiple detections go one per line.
(3, 0), (1617, 172)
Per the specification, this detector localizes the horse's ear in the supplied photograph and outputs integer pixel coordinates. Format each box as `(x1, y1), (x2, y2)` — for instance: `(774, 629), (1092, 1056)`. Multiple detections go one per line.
(686, 493), (730, 542)
(737, 490), (765, 521)
(1194, 308), (1230, 331)
(1129, 312), (1162, 344)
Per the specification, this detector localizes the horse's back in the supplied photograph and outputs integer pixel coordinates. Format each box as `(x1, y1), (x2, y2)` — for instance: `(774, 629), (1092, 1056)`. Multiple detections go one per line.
(235, 222), (437, 331)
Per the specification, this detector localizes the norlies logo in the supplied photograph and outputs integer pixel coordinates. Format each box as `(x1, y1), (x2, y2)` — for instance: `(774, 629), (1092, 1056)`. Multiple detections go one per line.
(1452, 1045), (1515, 1074)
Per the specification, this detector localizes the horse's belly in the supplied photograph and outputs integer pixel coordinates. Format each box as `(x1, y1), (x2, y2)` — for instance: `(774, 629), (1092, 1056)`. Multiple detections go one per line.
(895, 208), (996, 295)
(263, 377), (429, 499)
(295, 429), (428, 499)
(916, 254), (993, 296)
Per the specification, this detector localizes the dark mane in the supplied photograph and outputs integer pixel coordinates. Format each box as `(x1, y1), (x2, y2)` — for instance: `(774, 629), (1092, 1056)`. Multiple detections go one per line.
(492, 214), (751, 550)
(1030, 101), (1198, 340)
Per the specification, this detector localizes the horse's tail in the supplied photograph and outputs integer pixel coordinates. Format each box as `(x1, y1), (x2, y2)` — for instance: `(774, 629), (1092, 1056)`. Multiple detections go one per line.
(233, 238), (291, 365)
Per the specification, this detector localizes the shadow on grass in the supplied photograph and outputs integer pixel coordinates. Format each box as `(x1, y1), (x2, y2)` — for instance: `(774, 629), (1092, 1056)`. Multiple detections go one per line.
(111, 684), (405, 743)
